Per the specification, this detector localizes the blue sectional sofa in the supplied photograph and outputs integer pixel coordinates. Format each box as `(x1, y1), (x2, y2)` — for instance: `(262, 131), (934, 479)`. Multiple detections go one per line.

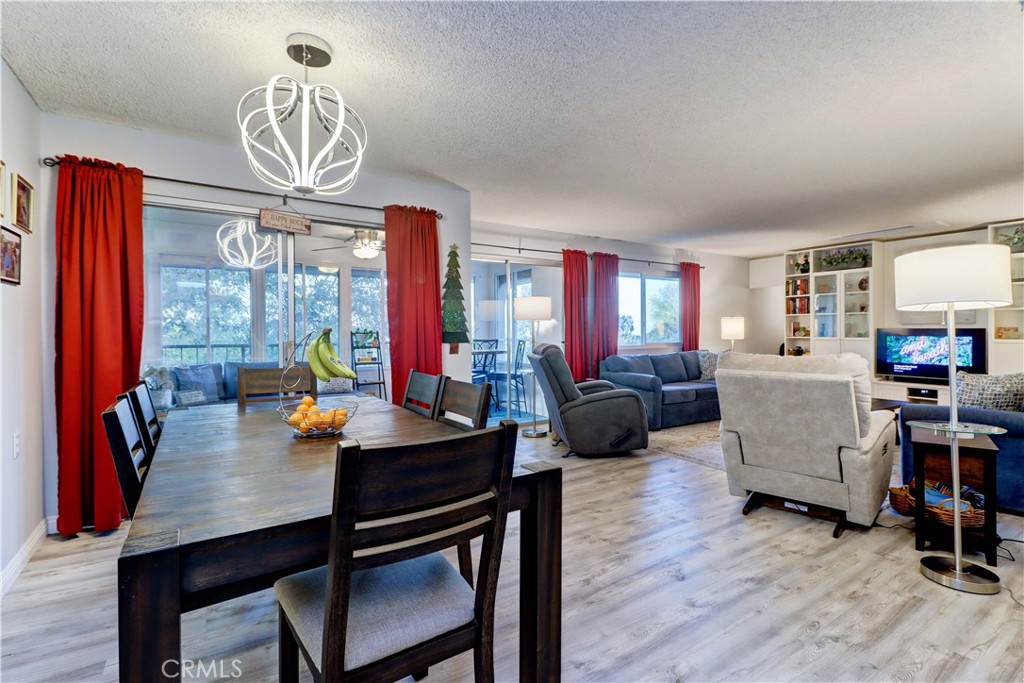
(900, 403), (1024, 515)
(599, 351), (720, 430)
(151, 360), (351, 408)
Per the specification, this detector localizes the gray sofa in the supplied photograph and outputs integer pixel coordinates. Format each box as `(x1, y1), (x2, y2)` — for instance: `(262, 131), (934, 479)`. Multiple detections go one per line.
(598, 351), (720, 430)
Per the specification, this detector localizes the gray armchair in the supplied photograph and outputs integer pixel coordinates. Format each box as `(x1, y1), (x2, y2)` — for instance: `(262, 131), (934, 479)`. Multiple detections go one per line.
(529, 344), (648, 456)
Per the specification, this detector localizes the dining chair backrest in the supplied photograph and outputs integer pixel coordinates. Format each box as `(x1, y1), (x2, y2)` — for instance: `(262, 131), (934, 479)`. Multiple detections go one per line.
(237, 366), (316, 413)
(400, 369), (443, 419)
(514, 338), (527, 373)
(435, 376), (492, 431)
(101, 397), (152, 518)
(126, 382), (161, 455)
(319, 420), (518, 679)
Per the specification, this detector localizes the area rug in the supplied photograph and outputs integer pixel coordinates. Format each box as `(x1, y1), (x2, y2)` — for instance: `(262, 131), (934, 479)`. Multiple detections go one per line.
(646, 421), (725, 471)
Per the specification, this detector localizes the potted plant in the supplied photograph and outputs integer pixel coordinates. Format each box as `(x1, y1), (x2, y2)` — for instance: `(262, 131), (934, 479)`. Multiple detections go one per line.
(998, 226), (1024, 254)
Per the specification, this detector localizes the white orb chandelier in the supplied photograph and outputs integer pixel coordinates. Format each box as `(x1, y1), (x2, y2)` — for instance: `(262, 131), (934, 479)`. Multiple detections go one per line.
(217, 219), (278, 269)
(238, 33), (367, 196)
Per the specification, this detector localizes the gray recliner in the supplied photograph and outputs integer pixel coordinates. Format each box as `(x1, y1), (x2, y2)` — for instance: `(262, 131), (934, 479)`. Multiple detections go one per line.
(529, 344), (648, 456)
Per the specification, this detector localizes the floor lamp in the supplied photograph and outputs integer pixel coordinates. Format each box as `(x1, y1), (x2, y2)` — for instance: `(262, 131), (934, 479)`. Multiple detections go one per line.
(514, 295), (551, 438)
(894, 243), (1012, 594)
(721, 316), (745, 351)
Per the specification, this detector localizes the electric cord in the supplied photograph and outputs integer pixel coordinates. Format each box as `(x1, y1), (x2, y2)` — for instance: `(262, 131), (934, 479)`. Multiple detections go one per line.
(1002, 584), (1023, 608)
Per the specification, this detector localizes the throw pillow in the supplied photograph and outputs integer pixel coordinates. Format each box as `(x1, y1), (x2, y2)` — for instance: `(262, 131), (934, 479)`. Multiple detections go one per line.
(699, 350), (728, 380)
(172, 364), (220, 404)
(956, 371), (1024, 412)
(173, 389), (208, 406)
(650, 353), (687, 384)
(317, 376), (353, 395)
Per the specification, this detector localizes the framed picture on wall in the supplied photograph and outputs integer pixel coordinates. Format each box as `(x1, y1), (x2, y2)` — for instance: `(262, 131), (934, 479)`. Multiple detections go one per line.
(0, 159), (6, 220)
(1, 226), (22, 285)
(12, 172), (33, 234)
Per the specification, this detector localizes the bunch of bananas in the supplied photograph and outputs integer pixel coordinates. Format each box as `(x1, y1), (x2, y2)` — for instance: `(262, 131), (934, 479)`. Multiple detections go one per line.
(308, 328), (358, 382)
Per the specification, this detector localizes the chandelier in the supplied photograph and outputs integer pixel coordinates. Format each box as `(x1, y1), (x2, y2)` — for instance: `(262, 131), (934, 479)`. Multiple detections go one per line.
(352, 229), (383, 259)
(238, 33), (367, 195)
(217, 219), (278, 269)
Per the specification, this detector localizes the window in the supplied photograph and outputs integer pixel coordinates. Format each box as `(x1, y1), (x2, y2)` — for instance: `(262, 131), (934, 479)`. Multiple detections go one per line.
(160, 264), (252, 364)
(351, 268), (388, 360)
(617, 273), (680, 346)
(265, 266), (341, 362)
(496, 269), (533, 342)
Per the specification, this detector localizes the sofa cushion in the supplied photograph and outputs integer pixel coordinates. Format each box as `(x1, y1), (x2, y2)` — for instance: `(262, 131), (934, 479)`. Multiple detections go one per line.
(650, 353), (687, 383)
(172, 364), (222, 403)
(680, 351), (701, 381)
(719, 352), (871, 438)
(604, 354), (656, 375)
(956, 371), (1024, 412)
(317, 376), (354, 396)
(685, 381), (718, 401)
(661, 385), (696, 404)
(224, 361), (278, 399)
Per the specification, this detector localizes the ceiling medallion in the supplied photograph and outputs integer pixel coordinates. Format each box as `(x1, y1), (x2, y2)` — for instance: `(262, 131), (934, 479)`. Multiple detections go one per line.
(238, 33), (367, 195)
(217, 219), (278, 269)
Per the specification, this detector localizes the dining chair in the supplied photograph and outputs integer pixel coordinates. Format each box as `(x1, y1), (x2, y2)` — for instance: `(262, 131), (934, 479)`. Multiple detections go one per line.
(434, 376), (493, 586)
(101, 397), (154, 519)
(471, 339), (498, 383)
(237, 366), (316, 413)
(435, 377), (492, 432)
(401, 369), (443, 419)
(126, 381), (162, 456)
(275, 420), (519, 683)
(487, 339), (527, 415)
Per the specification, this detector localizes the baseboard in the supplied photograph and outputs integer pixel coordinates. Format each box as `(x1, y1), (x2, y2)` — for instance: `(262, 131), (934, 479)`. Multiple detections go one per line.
(1, 519), (47, 599)
(46, 515), (58, 535)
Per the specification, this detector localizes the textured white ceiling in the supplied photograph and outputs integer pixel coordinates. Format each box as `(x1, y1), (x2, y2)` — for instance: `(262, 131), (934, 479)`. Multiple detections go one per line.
(3, 1), (1022, 257)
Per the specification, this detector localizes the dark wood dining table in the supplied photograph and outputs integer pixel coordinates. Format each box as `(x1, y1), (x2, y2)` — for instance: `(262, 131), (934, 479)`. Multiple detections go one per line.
(118, 394), (562, 682)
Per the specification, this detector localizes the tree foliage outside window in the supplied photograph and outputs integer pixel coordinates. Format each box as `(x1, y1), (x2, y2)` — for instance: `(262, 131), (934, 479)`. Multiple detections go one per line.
(617, 273), (680, 346)
(352, 268), (388, 356)
(160, 265), (251, 364)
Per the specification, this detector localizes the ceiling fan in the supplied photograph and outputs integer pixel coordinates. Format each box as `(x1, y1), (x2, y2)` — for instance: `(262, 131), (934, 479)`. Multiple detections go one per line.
(312, 228), (385, 259)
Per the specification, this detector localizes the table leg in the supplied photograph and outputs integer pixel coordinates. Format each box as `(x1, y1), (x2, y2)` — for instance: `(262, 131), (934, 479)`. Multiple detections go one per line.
(119, 539), (182, 682)
(519, 465), (562, 683)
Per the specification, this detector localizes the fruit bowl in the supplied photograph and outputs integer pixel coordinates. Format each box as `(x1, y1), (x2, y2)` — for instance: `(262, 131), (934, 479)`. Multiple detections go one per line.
(276, 398), (359, 439)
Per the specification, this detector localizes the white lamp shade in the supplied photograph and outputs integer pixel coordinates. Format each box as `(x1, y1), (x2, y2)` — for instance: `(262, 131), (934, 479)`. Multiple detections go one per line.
(477, 299), (502, 321)
(721, 316), (745, 341)
(514, 296), (552, 321)
(894, 244), (1012, 311)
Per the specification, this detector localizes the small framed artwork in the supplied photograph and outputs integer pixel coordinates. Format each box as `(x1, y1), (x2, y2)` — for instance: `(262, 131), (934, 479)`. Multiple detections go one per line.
(1, 226), (22, 285)
(0, 159), (6, 220)
(12, 173), (33, 233)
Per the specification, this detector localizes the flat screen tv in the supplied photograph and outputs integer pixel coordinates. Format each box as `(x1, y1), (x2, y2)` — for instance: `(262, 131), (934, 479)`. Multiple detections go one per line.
(875, 328), (987, 382)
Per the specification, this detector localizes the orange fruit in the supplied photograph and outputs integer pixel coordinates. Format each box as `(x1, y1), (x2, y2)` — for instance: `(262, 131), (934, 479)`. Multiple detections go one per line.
(333, 416), (347, 429)
(295, 404), (309, 413)
(308, 404), (320, 414)
(338, 408), (348, 416)
(301, 396), (315, 406)
(298, 424), (311, 433)
(288, 412), (303, 426)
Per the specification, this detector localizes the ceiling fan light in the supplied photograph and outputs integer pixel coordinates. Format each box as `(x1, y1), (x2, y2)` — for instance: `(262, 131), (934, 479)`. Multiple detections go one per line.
(352, 243), (380, 259)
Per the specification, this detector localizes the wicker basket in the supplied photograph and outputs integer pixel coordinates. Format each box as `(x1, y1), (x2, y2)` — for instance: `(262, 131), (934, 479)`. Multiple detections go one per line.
(889, 486), (915, 516)
(887, 485), (984, 527)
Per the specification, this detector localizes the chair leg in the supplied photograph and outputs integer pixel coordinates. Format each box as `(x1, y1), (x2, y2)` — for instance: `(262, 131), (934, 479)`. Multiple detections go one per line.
(457, 542), (475, 587)
(279, 605), (300, 683)
(474, 642), (495, 683)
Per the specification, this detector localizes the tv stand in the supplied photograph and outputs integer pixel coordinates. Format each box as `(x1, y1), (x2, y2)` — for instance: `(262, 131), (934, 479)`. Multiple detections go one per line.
(873, 377), (950, 405)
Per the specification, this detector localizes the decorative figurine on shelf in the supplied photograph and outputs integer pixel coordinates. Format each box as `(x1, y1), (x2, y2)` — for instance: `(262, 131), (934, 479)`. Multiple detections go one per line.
(789, 253), (810, 274)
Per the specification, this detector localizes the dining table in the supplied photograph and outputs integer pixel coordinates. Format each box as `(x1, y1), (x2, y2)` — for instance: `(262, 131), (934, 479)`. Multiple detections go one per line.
(118, 393), (562, 682)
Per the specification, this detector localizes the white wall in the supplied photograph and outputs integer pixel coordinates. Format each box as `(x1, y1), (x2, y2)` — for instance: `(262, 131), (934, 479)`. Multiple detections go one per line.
(1, 60), (46, 582)
(35, 113), (472, 523)
(748, 256), (785, 354)
(472, 222), (753, 353)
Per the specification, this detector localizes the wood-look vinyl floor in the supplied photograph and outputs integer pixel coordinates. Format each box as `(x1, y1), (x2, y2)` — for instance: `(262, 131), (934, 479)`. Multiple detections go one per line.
(2, 430), (1022, 683)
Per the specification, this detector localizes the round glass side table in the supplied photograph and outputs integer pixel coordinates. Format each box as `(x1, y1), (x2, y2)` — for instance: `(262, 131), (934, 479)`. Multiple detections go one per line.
(905, 420), (1006, 594)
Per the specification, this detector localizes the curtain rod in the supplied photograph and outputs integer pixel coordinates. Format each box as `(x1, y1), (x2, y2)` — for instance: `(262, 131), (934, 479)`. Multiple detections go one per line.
(471, 241), (704, 269)
(41, 157), (444, 220)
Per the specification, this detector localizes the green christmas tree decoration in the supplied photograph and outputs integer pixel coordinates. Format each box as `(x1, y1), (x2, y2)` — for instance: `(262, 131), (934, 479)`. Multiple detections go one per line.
(442, 243), (471, 346)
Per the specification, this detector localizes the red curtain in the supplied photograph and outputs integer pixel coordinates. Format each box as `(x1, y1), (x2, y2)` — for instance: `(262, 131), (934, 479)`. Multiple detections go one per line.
(562, 249), (589, 382)
(680, 262), (701, 351)
(55, 156), (145, 534)
(591, 252), (619, 377)
(384, 205), (443, 405)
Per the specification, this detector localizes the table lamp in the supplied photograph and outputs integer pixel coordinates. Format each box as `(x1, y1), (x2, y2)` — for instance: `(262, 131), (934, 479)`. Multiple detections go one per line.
(894, 243), (1011, 594)
(721, 316), (745, 351)
(514, 296), (552, 438)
